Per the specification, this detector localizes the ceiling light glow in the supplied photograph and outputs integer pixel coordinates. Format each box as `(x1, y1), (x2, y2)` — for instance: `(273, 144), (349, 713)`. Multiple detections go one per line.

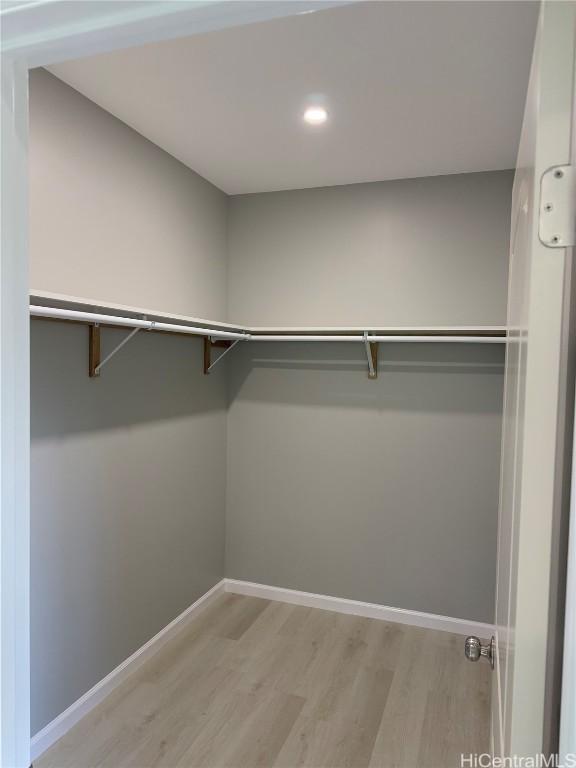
(303, 106), (328, 125)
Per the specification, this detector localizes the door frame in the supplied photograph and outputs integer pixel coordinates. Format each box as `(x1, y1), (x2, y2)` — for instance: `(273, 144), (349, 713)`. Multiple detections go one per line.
(0, 2), (346, 765)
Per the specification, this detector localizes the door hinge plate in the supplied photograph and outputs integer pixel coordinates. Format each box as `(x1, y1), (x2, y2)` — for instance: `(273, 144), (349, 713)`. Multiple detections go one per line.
(539, 165), (576, 248)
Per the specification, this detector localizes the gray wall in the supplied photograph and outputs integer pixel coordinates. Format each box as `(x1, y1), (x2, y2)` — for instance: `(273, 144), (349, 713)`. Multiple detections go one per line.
(225, 170), (509, 624)
(30, 69), (231, 735)
(226, 342), (503, 623)
(30, 69), (229, 319)
(31, 321), (227, 734)
(228, 171), (512, 327)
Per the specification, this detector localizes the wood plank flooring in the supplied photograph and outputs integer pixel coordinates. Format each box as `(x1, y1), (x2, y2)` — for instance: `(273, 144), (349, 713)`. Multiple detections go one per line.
(37, 594), (491, 768)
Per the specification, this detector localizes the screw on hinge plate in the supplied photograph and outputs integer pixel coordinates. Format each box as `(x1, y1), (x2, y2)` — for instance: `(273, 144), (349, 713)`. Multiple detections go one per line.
(539, 165), (576, 248)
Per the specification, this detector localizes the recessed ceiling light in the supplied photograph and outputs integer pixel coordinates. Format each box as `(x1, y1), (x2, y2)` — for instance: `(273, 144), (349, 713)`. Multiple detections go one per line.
(303, 106), (328, 125)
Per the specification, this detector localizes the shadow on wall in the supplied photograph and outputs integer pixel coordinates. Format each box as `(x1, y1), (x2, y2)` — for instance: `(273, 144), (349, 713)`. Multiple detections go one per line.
(31, 320), (227, 438)
(227, 341), (505, 414)
(32, 321), (505, 440)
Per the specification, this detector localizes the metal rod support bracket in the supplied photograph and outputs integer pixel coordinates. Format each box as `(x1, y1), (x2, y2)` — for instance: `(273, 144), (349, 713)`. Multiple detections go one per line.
(363, 332), (378, 379)
(94, 325), (141, 375)
(204, 337), (241, 374)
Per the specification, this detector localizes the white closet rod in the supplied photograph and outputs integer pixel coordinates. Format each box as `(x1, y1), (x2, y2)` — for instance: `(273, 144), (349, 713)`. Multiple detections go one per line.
(249, 335), (505, 343)
(30, 306), (506, 343)
(30, 306), (250, 340)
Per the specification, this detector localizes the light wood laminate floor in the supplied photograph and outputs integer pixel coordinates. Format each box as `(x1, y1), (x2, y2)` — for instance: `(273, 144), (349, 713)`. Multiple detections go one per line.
(37, 594), (491, 768)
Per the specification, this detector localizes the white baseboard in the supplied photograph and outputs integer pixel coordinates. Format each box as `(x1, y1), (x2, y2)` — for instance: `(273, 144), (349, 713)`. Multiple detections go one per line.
(30, 579), (225, 761)
(224, 579), (494, 638)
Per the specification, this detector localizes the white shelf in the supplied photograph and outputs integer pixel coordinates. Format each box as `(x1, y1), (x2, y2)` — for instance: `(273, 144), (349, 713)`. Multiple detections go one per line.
(31, 290), (507, 338)
(30, 290), (245, 333)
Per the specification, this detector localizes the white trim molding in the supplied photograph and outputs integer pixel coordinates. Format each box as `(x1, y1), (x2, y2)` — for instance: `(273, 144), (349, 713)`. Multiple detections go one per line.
(224, 579), (495, 638)
(30, 580), (225, 762)
(560, 380), (576, 760)
(1, 55), (31, 768)
(1, 1), (347, 68)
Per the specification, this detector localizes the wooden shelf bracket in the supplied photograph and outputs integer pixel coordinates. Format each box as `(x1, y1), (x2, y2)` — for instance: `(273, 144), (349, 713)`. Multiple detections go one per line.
(89, 324), (101, 378)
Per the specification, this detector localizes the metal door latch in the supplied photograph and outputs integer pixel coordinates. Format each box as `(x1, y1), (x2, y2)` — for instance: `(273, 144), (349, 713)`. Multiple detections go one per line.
(464, 635), (495, 669)
(539, 165), (576, 247)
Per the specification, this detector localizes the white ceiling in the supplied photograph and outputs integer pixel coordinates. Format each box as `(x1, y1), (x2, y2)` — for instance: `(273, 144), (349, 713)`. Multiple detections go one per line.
(47, 1), (539, 195)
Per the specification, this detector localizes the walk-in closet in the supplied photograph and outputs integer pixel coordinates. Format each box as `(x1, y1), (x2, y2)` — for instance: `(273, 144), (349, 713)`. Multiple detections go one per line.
(11, 0), (573, 765)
